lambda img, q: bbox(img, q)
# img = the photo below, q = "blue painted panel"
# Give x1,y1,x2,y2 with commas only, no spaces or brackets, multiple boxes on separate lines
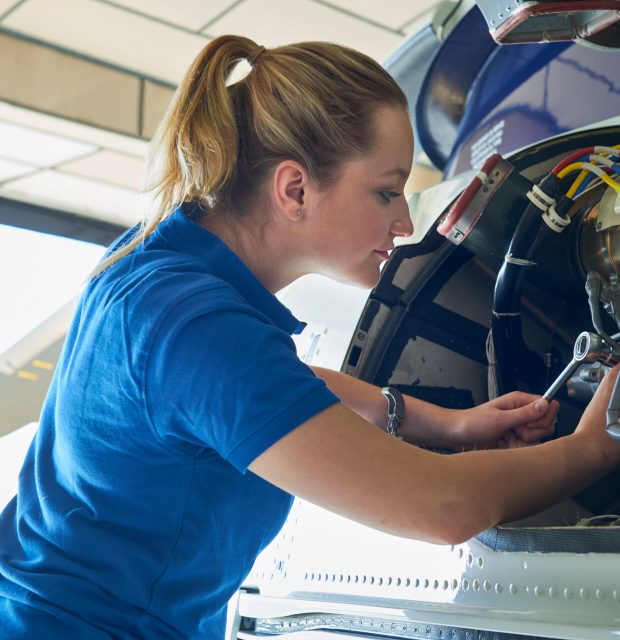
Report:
410,5,620,176
414,7,497,170
445,41,620,175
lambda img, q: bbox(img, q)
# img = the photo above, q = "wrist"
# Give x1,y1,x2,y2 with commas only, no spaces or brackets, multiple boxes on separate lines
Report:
399,397,457,448
438,406,469,449
571,427,620,473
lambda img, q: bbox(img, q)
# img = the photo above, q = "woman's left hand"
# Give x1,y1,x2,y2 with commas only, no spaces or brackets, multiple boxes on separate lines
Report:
450,391,559,450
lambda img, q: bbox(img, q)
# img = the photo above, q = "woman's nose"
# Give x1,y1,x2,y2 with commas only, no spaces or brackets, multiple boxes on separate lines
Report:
391,201,414,237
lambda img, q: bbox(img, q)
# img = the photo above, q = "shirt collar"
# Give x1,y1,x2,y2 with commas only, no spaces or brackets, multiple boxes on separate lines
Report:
154,203,306,335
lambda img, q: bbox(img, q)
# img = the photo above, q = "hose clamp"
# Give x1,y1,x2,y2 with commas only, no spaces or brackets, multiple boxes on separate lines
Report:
542,203,570,233
526,184,556,212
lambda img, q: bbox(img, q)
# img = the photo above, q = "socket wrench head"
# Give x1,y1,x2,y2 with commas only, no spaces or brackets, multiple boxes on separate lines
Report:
574,331,620,366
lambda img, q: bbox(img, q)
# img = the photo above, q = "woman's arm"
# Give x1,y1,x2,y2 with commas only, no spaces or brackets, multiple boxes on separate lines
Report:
312,366,557,449
250,367,620,545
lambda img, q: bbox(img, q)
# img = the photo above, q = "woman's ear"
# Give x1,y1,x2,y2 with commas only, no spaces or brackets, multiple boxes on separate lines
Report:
272,160,308,222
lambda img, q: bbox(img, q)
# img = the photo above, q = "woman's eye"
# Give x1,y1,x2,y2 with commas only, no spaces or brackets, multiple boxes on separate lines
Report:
379,191,401,204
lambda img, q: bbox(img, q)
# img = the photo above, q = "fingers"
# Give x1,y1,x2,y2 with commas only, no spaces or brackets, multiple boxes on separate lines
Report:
595,363,620,397
491,390,547,410
503,430,519,448
512,398,558,441
521,397,554,423
576,364,620,428
459,392,558,448
472,430,541,450
491,367,620,447
514,422,555,442
503,429,538,449
493,394,558,432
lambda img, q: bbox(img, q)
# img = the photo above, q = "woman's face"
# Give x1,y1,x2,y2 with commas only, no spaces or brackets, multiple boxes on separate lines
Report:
306,105,414,289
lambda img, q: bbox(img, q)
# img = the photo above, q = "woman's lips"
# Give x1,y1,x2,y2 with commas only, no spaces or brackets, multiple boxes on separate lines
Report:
374,250,390,261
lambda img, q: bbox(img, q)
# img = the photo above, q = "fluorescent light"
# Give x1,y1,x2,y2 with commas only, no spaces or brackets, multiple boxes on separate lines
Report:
0,157,35,182
0,119,97,166
0,101,149,158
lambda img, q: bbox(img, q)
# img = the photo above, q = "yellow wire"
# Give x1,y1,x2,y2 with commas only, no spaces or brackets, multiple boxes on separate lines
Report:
558,161,590,179
560,161,620,199
558,145,620,198
566,169,589,199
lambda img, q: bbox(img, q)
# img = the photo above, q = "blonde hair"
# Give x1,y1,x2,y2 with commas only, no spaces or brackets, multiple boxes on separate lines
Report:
94,35,408,275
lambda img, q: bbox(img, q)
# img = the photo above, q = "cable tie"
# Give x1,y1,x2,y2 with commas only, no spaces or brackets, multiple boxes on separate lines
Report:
526,190,547,212
526,184,556,212
589,154,616,168
475,170,488,182
504,253,537,267
594,145,620,156
492,310,522,318
582,161,607,178
542,204,570,233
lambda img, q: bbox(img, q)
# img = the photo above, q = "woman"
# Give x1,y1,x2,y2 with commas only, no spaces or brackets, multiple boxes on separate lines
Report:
0,35,618,639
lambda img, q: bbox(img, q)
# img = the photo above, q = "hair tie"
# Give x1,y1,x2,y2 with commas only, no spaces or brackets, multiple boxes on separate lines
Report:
248,45,266,67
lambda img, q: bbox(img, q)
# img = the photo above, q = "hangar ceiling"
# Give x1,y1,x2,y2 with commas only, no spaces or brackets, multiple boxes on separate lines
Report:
0,0,440,228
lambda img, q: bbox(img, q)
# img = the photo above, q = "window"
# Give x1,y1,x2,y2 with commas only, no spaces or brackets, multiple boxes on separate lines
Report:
0,223,105,508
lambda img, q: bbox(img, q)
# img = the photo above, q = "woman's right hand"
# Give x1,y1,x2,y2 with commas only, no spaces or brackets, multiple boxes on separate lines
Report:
574,364,620,466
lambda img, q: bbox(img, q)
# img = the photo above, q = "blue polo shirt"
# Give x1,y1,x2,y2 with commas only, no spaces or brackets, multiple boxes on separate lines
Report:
0,204,339,639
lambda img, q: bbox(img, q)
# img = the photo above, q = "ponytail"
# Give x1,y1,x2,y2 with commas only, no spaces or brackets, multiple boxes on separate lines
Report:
92,35,407,277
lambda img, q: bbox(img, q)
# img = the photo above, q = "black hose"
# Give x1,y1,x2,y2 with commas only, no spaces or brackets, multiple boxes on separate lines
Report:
492,172,567,393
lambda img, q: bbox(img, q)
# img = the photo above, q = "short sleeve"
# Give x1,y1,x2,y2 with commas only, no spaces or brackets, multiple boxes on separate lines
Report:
144,287,340,471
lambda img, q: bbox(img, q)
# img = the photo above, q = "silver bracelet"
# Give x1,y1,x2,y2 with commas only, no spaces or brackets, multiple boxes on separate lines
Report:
381,386,405,440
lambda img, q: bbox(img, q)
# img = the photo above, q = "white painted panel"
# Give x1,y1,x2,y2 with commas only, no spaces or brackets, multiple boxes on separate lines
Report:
0,0,20,19
205,0,403,63
0,101,149,158
2,0,209,84
0,157,35,181
327,0,440,31
111,0,236,31
0,120,96,166
1,170,144,227
0,228,101,357
278,274,369,371
404,11,437,35
59,150,146,190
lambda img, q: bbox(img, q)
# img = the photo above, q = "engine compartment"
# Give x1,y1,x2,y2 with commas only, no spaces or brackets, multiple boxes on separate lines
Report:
343,126,620,543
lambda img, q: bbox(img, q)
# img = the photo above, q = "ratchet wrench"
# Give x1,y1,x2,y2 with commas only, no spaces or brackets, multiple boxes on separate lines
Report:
543,331,620,401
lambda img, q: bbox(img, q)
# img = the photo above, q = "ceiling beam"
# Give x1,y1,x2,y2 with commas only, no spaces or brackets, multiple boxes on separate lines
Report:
0,195,126,245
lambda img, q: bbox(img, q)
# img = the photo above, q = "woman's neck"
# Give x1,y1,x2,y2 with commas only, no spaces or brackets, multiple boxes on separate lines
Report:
197,208,306,293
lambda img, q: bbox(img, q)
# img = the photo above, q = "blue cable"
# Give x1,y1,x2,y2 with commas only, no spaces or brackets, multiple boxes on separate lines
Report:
574,156,620,196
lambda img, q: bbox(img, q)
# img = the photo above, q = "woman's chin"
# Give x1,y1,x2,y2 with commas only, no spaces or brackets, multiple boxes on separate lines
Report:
344,270,381,290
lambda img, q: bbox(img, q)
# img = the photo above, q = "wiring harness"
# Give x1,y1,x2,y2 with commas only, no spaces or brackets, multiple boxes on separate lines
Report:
490,144,620,397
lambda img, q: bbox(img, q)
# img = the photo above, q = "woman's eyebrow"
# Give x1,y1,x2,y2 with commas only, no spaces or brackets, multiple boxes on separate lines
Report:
380,168,410,180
